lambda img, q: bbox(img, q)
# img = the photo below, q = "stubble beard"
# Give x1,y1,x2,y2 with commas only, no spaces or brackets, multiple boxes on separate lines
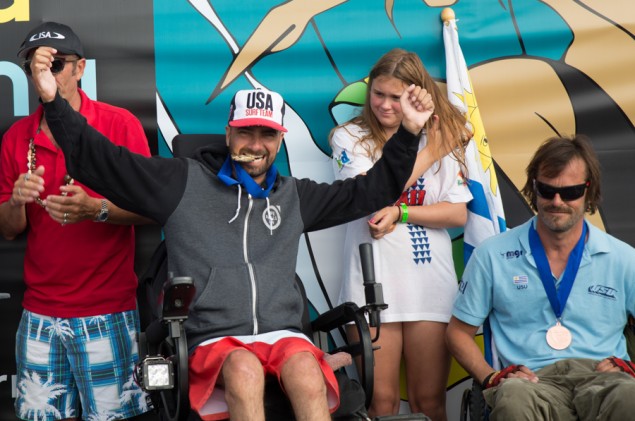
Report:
538,204,585,233
241,155,273,181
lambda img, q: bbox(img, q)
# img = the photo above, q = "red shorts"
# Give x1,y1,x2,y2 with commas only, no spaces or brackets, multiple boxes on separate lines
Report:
189,332,340,420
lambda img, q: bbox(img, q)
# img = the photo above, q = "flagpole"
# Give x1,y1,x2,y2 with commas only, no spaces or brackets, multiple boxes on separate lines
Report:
441,7,455,24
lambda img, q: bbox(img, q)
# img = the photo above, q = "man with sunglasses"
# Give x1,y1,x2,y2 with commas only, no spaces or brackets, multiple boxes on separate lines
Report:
0,22,153,420
447,134,635,420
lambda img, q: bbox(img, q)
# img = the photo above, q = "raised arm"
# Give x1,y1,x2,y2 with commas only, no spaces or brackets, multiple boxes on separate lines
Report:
298,85,435,231
30,46,186,225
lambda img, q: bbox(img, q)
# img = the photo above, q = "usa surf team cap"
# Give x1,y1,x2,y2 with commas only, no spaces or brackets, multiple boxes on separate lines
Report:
228,88,288,133
18,22,85,58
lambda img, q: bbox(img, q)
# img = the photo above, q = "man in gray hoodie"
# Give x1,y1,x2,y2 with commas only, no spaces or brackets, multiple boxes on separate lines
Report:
28,45,436,421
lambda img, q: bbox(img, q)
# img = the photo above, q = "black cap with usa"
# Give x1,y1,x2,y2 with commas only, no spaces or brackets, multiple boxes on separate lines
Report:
17,21,84,59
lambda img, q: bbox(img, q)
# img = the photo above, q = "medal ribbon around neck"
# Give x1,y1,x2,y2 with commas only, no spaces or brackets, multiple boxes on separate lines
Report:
217,155,277,198
528,220,587,320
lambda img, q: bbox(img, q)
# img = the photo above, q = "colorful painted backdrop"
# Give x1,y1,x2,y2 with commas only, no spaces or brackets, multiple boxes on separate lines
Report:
1,1,634,418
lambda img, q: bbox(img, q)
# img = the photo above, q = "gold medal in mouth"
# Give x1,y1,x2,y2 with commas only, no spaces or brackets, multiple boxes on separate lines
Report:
231,153,262,162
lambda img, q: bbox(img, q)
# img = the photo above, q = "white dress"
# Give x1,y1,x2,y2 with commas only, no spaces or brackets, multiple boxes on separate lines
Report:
331,123,473,323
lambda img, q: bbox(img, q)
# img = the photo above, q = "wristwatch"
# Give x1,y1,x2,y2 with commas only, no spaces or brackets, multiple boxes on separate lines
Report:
95,199,109,222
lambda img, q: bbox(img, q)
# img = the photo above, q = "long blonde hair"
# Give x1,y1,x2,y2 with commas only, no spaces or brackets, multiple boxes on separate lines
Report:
331,48,471,174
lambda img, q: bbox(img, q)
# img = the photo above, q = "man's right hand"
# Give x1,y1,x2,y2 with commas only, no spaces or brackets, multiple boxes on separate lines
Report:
29,47,58,103
482,364,539,389
9,166,45,207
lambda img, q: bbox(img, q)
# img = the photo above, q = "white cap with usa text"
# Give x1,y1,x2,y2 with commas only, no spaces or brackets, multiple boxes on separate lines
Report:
228,88,287,132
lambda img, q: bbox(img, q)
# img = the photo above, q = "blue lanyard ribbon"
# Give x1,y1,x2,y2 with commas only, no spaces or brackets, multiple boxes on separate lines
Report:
528,221,587,319
217,156,277,198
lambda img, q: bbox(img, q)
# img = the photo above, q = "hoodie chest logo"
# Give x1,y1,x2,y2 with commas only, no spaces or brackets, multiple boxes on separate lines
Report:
263,206,281,230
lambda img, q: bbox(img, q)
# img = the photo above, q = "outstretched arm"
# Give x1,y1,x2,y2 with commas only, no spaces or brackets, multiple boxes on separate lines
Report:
298,84,436,231
30,47,186,225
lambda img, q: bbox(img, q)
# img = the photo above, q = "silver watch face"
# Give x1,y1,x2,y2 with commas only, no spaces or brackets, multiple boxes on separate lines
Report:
97,200,109,222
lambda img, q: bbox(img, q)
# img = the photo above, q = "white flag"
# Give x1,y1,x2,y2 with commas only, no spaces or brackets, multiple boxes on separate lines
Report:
443,16,507,264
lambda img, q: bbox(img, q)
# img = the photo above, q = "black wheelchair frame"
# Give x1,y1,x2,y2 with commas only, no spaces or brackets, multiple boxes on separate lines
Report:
136,240,388,421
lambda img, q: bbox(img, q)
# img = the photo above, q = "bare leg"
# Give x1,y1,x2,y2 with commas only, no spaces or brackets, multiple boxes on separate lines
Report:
220,349,266,421
403,321,450,421
280,351,330,421
347,323,403,417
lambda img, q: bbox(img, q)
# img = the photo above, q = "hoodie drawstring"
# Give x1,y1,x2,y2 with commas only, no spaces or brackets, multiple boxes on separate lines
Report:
228,184,242,224
227,187,273,236
265,197,273,236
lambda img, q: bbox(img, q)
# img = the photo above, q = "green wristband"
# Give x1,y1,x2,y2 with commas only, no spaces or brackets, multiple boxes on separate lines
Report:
400,203,409,223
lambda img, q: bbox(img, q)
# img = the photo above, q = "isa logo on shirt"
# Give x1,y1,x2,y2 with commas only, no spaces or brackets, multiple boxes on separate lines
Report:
335,150,351,170
513,275,528,290
456,170,467,186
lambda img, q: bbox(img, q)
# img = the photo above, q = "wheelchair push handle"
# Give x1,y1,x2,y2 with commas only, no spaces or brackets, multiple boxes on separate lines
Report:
359,242,375,285
359,243,388,329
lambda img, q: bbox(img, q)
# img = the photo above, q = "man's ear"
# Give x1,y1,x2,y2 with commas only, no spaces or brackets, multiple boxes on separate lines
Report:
225,126,231,147
277,133,285,152
74,58,86,81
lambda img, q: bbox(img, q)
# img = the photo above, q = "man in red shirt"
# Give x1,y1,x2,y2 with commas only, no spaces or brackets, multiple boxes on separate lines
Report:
0,22,153,420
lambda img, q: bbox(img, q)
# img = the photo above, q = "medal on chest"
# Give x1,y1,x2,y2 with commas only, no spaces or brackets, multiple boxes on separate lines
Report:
545,321,572,350
528,222,587,351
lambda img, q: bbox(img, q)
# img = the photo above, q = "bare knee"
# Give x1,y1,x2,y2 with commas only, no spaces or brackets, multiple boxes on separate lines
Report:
409,396,446,421
408,387,447,420
222,350,264,396
280,352,331,420
369,386,401,416
219,350,266,420
225,349,263,380
282,352,327,397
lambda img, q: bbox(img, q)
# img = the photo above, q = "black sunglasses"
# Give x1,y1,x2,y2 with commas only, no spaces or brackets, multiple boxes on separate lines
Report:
534,179,589,201
21,57,79,76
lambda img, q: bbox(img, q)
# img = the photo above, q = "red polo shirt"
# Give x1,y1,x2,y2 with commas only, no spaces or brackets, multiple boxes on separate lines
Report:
0,89,151,317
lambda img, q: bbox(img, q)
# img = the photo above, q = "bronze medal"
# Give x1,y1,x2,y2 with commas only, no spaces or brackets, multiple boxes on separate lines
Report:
546,321,572,350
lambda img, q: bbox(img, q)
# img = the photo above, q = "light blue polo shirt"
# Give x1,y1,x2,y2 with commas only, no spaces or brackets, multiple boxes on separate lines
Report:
453,217,635,371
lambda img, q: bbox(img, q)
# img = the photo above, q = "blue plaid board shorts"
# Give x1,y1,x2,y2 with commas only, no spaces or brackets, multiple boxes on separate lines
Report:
15,309,151,421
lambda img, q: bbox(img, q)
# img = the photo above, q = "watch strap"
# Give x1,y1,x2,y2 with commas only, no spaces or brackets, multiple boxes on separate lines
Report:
95,199,109,222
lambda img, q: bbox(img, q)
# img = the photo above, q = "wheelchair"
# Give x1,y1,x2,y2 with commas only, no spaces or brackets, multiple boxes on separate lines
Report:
136,238,430,421
458,320,495,421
